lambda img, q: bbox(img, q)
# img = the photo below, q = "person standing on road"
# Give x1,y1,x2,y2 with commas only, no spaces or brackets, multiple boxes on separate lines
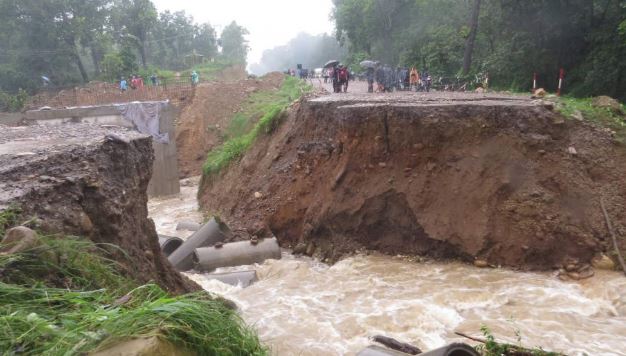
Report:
338,65,349,93
191,71,199,86
410,68,419,91
375,64,385,92
366,67,375,93
120,77,128,92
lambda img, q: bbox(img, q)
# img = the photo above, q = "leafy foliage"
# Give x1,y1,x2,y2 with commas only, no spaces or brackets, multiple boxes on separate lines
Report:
556,96,626,143
332,0,626,101
220,21,250,64
0,0,226,95
0,89,28,112
475,325,563,356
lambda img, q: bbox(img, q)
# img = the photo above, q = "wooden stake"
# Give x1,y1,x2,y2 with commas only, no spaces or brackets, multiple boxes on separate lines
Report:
600,198,626,276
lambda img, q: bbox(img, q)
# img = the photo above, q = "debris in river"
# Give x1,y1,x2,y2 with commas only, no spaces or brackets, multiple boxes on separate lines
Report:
372,335,421,354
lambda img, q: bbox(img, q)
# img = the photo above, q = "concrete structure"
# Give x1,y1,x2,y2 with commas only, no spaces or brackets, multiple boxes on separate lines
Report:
158,235,184,257
419,343,479,356
167,218,231,271
193,237,281,272
0,113,25,126
356,346,410,356
24,102,180,197
176,221,201,232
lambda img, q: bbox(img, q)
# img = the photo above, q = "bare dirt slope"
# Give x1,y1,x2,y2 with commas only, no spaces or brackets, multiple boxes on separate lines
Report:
176,72,284,177
199,91,626,271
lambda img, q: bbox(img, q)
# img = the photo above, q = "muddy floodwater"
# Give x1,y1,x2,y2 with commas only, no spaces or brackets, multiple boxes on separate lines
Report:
149,179,626,356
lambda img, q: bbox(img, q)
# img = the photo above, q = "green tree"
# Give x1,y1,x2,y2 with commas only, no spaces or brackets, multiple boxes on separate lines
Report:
220,21,249,64
112,0,157,68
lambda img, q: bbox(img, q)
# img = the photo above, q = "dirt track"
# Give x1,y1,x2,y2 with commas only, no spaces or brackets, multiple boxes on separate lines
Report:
198,87,626,271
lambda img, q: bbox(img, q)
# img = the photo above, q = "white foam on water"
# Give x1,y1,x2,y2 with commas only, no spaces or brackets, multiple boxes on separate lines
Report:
186,254,626,356
149,181,626,356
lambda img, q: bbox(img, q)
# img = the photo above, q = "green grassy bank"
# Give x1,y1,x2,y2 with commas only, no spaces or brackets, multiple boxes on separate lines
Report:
202,75,312,177
556,96,626,144
0,210,267,356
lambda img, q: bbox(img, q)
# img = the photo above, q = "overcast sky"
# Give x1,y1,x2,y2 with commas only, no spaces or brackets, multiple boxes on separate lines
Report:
151,0,335,66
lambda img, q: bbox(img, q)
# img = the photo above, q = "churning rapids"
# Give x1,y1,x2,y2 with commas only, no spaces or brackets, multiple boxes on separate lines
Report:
149,178,626,356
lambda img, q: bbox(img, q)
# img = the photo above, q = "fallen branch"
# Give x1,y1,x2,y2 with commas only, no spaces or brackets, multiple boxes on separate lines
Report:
600,198,626,276
372,335,422,355
454,331,487,344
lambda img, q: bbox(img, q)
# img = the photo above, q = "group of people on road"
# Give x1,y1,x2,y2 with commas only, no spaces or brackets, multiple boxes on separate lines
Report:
120,74,145,92
119,70,199,92
366,65,431,93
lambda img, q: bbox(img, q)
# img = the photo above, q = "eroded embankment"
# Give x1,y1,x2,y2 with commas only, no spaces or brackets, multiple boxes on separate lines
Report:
0,124,198,293
199,93,626,270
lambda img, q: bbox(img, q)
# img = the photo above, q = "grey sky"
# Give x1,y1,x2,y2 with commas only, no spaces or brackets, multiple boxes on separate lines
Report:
151,0,335,66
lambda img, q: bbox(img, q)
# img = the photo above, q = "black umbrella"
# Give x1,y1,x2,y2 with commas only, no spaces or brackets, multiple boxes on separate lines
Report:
324,60,340,68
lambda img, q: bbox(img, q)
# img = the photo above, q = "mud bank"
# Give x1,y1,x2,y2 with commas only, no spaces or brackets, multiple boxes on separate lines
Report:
0,124,197,293
176,73,285,177
199,92,626,270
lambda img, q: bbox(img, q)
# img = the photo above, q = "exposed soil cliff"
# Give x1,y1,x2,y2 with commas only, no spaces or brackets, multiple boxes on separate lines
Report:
0,124,198,293
175,73,284,177
199,92,626,270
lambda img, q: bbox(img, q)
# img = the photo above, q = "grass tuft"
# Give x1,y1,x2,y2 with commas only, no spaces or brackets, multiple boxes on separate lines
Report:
0,207,21,237
0,230,268,355
202,75,312,177
556,96,626,143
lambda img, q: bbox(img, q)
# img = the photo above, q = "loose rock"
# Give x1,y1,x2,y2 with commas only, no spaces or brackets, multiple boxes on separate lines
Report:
592,254,615,270
474,259,489,268
0,226,39,255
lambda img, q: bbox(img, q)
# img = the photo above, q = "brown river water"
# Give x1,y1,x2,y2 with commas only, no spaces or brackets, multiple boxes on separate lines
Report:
149,178,626,356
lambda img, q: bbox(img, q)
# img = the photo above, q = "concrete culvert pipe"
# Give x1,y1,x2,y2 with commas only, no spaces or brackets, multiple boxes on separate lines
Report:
157,234,183,257
418,343,479,356
167,218,231,271
193,237,281,272
176,221,201,232
356,345,411,356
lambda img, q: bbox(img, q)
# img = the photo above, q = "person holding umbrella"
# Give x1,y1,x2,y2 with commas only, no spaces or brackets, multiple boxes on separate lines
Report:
360,60,377,93
324,60,341,93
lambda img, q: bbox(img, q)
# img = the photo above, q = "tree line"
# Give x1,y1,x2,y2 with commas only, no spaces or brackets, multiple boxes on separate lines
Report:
332,0,626,100
0,0,249,93
249,33,348,75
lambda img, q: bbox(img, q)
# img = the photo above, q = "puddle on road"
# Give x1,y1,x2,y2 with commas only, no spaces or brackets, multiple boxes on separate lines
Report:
149,179,626,356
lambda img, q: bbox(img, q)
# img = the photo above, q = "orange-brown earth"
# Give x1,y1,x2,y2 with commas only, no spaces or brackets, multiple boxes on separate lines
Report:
198,91,626,271
175,72,284,177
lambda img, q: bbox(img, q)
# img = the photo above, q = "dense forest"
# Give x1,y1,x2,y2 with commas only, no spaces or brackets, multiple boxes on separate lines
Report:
0,0,249,93
333,0,626,100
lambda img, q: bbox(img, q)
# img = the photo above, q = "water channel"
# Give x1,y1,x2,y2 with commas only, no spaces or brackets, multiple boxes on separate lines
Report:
148,178,626,356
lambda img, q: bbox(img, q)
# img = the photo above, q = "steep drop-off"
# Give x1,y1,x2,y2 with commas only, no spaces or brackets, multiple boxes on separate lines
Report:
199,93,626,270
0,124,198,293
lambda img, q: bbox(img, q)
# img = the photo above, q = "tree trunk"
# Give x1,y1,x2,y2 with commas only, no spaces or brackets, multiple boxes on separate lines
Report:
462,0,482,75
74,52,89,83
90,46,101,75
139,41,147,68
